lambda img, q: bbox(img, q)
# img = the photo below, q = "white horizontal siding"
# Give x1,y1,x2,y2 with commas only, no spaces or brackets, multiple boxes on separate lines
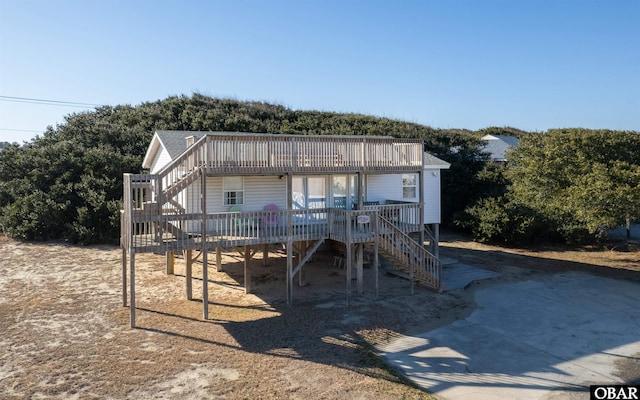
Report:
149,147,172,174
172,171,441,230
367,172,441,224
175,175,287,214
423,169,441,224
366,174,403,203
196,176,286,213
243,176,287,212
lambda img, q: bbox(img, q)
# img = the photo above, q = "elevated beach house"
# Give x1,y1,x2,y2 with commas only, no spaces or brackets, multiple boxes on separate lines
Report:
121,131,450,327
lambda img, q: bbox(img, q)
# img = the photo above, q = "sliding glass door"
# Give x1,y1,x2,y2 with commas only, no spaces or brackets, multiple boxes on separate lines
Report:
292,175,361,212
331,175,359,209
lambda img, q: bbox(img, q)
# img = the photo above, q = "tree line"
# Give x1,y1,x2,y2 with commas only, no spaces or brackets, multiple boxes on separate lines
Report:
0,94,637,245
461,129,640,244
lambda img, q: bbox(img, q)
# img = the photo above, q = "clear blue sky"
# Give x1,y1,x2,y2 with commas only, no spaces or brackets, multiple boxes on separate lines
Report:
1,0,638,143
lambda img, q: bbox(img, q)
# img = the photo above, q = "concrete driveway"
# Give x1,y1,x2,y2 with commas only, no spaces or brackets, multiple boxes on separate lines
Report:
379,271,640,399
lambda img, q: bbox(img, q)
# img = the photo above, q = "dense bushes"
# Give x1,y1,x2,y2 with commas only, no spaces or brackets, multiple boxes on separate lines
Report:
459,129,640,244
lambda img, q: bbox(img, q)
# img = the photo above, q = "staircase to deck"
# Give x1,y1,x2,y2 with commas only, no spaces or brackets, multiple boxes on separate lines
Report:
161,167,201,201
375,216,441,291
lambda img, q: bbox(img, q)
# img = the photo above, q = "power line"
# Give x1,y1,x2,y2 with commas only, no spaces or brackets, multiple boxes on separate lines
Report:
0,128,42,133
0,95,102,108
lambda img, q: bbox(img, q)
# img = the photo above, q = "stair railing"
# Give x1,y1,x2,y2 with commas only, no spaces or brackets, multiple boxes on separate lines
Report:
376,216,441,291
156,134,209,198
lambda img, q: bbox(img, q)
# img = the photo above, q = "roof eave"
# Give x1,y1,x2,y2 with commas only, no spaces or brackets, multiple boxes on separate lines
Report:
142,133,163,169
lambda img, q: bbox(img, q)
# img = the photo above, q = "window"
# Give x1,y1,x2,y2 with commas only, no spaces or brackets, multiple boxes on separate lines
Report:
402,174,417,199
292,176,326,209
223,176,244,205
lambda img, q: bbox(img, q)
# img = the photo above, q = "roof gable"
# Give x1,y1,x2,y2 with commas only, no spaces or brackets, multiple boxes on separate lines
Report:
142,131,207,169
480,134,520,161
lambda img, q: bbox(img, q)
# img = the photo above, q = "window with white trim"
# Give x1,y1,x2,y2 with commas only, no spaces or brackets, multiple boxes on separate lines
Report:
223,176,244,205
402,174,417,199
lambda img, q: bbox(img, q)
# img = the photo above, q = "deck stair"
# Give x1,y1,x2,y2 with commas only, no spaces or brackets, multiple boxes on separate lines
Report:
161,167,202,200
375,216,441,291
137,162,204,245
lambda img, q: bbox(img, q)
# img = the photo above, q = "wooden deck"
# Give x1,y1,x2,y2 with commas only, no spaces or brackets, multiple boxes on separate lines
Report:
122,205,423,253
156,133,425,197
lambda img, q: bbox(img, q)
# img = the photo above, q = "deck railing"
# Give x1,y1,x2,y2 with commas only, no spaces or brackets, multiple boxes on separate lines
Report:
122,202,422,253
122,172,423,253
364,203,422,233
158,133,424,177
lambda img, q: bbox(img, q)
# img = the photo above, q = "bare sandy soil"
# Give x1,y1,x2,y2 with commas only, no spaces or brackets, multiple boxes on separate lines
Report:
1,233,638,399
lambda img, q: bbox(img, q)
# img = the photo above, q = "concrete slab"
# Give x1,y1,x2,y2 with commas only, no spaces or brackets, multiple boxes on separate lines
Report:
379,271,640,399
442,263,500,291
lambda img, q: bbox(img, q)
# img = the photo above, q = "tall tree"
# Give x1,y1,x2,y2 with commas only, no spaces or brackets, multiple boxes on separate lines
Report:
506,129,640,243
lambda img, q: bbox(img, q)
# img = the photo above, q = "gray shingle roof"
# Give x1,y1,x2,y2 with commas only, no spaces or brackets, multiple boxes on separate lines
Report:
481,134,520,162
155,131,207,159
424,153,451,169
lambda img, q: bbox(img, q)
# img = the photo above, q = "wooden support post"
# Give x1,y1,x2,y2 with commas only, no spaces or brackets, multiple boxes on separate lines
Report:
356,243,364,294
201,171,208,320
357,172,363,210
166,251,175,275
185,249,193,300
286,173,293,306
298,241,307,287
434,223,440,260
216,247,222,272
129,249,136,328
202,246,208,319
286,240,293,306
262,244,268,267
345,211,353,305
374,233,379,299
346,243,352,306
419,168,425,247
410,249,415,296
122,248,127,307
244,245,252,294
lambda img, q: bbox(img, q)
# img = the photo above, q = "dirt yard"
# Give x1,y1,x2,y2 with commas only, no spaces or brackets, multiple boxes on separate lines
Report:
1,233,638,399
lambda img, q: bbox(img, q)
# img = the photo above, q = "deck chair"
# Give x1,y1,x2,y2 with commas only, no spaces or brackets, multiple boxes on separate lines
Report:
229,205,254,235
262,204,280,233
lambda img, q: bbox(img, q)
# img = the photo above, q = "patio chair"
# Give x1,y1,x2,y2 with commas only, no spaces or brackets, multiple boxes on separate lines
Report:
263,204,280,233
229,205,254,235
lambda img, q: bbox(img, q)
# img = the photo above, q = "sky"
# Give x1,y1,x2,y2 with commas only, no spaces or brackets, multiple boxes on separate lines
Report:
0,0,638,143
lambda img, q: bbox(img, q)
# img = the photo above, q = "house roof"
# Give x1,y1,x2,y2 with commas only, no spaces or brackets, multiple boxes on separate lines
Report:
480,134,520,162
158,130,207,158
142,131,207,169
424,153,450,169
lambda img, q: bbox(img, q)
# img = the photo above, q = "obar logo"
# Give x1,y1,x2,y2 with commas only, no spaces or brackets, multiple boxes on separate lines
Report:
591,385,639,400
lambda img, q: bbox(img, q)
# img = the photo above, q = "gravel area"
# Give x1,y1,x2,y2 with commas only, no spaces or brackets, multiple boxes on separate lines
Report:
1,234,637,399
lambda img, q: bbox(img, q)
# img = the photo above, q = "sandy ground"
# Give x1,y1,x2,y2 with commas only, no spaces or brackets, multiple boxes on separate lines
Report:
1,233,638,399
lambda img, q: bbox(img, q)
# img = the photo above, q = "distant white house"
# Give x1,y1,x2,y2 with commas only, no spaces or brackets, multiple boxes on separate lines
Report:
481,134,520,162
